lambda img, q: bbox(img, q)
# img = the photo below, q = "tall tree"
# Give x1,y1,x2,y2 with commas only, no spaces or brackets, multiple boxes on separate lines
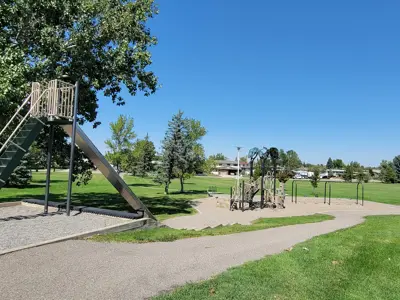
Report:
393,155,400,180
380,160,397,183
203,157,217,174
105,115,136,174
326,157,334,169
155,111,206,193
332,159,345,169
174,118,206,192
154,111,186,194
133,134,156,177
240,156,248,163
286,150,302,171
343,165,354,182
279,149,288,168
209,153,227,161
1,0,158,184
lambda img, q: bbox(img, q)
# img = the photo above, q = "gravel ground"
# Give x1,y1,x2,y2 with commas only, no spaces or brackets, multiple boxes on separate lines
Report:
0,204,131,251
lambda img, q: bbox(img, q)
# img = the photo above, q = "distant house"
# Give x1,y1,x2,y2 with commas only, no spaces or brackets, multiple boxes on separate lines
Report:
240,162,251,175
212,160,241,176
329,169,345,177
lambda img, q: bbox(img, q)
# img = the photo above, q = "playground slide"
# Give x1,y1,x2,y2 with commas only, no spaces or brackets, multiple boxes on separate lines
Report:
60,124,156,220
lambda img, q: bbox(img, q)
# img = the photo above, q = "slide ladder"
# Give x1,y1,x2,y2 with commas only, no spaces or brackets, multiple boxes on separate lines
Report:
0,80,155,220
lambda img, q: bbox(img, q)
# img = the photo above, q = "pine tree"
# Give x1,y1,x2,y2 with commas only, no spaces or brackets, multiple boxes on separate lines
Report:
326,157,334,169
154,111,186,194
155,111,206,193
393,155,400,180
6,153,32,187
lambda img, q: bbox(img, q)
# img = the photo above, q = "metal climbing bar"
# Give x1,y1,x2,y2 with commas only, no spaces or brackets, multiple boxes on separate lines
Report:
356,182,364,206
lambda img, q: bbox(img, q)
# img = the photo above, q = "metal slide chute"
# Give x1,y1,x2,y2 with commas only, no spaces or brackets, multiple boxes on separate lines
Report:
61,124,156,220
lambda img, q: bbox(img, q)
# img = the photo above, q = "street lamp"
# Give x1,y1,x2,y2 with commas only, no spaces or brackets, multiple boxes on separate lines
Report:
236,146,242,191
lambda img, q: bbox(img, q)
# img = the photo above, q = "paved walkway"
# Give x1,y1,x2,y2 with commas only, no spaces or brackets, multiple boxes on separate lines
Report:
163,196,398,229
1,204,400,299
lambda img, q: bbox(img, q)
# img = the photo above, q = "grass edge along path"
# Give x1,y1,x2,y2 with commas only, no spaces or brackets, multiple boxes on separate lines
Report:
90,214,334,243
153,215,400,300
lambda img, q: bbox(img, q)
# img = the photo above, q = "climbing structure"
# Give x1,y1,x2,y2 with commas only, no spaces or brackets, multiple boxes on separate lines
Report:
229,147,286,211
0,80,155,220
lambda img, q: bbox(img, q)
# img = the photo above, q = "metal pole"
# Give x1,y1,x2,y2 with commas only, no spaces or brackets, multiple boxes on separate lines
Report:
295,183,298,204
260,158,265,208
236,146,241,195
356,182,359,205
291,180,295,203
324,181,328,204
362,184,364,206
329,183,331,205
273,166,276,198
66,81,79,216
44,124,54,214
241,180,245,212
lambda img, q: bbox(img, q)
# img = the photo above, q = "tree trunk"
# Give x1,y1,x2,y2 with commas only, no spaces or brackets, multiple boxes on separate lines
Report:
180,175,184,193
164,184,169,195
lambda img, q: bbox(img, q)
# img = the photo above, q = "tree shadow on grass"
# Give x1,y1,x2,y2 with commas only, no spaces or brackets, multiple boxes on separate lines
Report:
33,179,68,184
169,190,207,195
1,191,198,217
128,183,159,188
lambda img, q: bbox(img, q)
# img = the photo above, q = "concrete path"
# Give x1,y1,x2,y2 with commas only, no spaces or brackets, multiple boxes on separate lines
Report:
163,196,399,229
1,206,400,300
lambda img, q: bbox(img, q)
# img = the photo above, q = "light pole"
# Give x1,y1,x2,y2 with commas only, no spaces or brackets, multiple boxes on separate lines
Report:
236,146,242,191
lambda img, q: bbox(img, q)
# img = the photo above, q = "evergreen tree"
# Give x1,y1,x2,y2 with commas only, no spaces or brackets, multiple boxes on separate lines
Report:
332,159,345,169
326,157,334,169
393,155,400,180
154,111,186,194
6,153,32,187
155,111,206,193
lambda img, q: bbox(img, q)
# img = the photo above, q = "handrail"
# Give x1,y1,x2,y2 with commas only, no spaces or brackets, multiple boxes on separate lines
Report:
0,89,48,153
0,93,32,137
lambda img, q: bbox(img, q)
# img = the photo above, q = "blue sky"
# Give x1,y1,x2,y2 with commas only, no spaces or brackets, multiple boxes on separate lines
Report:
82,0,400,167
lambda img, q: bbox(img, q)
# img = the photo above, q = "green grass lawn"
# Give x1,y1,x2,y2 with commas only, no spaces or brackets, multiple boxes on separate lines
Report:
0,173,399,221
154,215,400,300
90,214,333,243
286,179,400,205
0,172,235,220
